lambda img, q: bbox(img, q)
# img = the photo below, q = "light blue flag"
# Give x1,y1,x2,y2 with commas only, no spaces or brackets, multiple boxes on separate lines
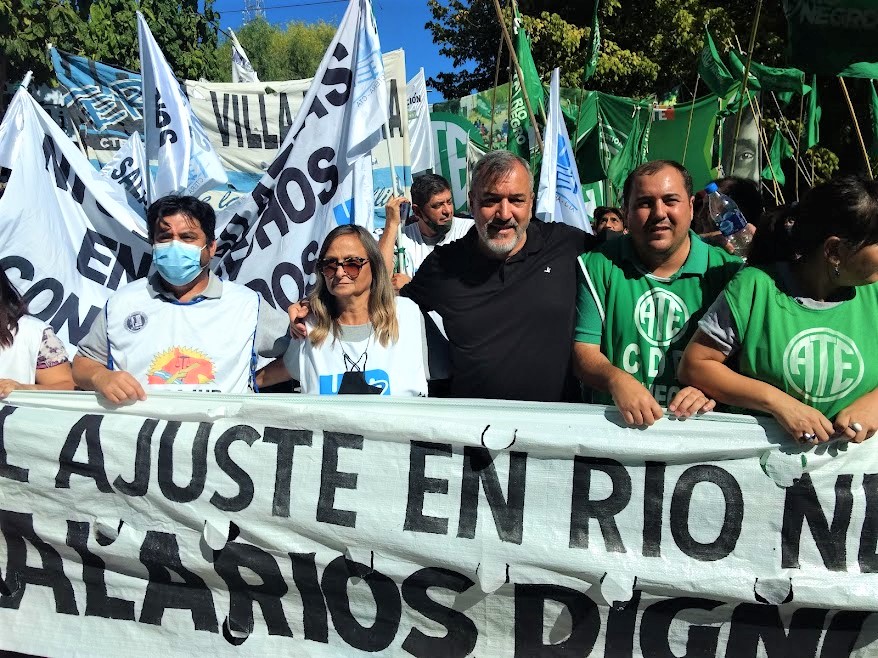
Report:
536,68,593,233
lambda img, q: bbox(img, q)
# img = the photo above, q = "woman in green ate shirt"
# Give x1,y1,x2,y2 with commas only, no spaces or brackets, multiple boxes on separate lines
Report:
679,175,878,445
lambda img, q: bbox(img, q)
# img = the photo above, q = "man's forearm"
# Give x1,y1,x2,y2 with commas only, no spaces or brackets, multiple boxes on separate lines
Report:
378,218,399,275
72,354,108,391
573,341,627,392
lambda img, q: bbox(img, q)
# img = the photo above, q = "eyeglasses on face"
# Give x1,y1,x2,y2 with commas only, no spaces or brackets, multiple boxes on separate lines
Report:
318,257,370,279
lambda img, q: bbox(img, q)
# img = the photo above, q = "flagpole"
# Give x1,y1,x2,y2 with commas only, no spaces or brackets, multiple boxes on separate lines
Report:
681,75,700,165
746,93,784,205
768,90,813,191
729,0,763,169
838,77,874,180
489,36,504,151
490,0,543,152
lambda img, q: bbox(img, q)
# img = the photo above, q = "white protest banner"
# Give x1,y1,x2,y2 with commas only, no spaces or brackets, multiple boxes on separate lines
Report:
211,0,389,311
536,68,593,233
184,50,409,181
230,28,259,84
407,67,434,175
1,391,877,656
0,89,150,355
100,132,151,217
138,11,228,200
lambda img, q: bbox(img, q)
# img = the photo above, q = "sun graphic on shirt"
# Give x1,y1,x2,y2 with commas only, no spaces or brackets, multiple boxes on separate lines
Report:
146,347,216,385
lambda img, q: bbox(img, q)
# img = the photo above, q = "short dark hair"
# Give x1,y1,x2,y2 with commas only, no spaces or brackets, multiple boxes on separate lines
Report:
621,160,693,208
146,195,216,244
593,206,625,227
471,150,534,197
411,173,452,207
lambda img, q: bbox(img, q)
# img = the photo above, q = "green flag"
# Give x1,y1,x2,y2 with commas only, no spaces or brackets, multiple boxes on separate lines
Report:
838,61,878,79
606,105,651,200
783,0,878,76
805,75,821,149
727,50,761,91
582,1,600,84
508,1,543,163
870,80,878,158
762,129,793,186
729,49,809,95
698,27,736,97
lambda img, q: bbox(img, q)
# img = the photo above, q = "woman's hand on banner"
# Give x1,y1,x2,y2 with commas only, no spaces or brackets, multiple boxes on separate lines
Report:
668,386,716,419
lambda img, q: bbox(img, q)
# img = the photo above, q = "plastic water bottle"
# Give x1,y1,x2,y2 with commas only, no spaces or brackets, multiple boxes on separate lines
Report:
704,182,752,257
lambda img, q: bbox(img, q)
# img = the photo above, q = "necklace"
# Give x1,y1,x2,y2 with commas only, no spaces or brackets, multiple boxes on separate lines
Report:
341,323,372,372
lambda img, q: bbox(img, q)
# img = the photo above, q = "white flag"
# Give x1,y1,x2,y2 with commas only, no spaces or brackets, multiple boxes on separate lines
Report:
407,68,434,175
347,0,388,160
212,0,389,310
0,88,150,354
230,28,260,83
138,11,228,200
536,68,592,233
100,132,152,217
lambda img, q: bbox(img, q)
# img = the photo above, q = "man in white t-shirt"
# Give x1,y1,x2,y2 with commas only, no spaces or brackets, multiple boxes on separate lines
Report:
378,173,473,292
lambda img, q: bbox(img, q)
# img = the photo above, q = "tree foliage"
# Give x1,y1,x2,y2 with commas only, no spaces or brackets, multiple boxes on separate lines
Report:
214,17,337,83
0,0,222,103
426,0,871,178
426,0,789,100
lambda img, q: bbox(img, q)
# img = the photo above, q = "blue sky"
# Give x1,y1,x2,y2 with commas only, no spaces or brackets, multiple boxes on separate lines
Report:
215,0,457,102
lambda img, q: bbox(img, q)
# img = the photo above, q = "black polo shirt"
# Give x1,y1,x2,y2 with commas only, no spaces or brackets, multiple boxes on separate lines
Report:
403,219,595,401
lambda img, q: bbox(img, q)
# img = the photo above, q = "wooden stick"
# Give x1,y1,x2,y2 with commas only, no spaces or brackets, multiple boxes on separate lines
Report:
490,0,543,152
730,0,763,169
838,76,874,180
488,36,504,151
767,90,813,189
681,74,700,165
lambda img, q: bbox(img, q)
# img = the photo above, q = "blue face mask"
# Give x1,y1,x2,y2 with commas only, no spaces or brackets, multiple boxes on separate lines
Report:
152,240,206,286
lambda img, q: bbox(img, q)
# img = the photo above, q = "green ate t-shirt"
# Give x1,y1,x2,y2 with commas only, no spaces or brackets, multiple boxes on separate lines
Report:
575,232,742,406
726,265,878,419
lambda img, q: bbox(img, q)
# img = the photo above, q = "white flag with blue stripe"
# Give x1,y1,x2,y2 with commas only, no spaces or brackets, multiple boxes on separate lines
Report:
138,11,228,200
536,68,592,233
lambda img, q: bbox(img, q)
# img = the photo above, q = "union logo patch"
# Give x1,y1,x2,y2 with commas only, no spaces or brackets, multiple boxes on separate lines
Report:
634,289,691,347
782,328,864,404
147,347,216,386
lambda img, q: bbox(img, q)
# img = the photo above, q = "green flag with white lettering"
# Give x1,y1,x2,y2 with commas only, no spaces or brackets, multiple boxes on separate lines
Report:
508,2,543,165
698,27,736,97
582,1,600,84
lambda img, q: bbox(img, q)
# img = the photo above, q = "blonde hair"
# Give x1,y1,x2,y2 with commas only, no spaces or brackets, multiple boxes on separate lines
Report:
308,225,399,348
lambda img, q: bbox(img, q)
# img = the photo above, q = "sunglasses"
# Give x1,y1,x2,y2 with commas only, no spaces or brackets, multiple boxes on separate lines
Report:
318,257,370,279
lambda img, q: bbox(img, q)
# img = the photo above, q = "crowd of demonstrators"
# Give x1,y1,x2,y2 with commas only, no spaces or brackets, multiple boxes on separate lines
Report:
0,268,74,397
5,150,878,448
680,175,878,444
259,225,428,396
574,160,742,426
378,173,473,292
72,195,291,402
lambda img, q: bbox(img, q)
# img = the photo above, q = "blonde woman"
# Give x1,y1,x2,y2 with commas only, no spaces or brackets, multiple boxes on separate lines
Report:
262,225,428,396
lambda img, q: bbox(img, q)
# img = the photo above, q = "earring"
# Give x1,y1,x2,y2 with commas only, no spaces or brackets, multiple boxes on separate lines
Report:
833,263,840,277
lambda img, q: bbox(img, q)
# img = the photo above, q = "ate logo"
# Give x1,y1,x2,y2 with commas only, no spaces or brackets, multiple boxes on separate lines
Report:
782,328,864,404
634,289,691,347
